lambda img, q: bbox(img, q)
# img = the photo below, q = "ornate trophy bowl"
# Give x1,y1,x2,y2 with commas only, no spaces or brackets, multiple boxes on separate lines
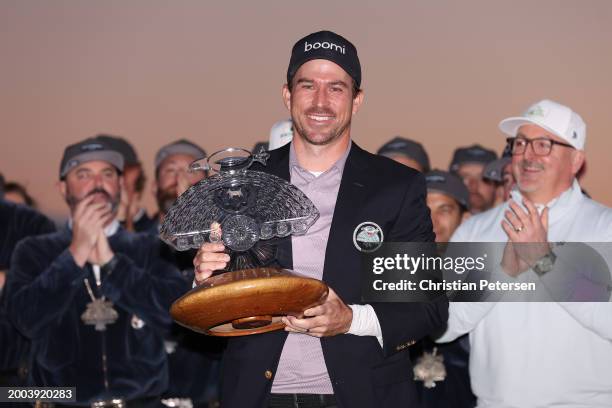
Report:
160,147,327,336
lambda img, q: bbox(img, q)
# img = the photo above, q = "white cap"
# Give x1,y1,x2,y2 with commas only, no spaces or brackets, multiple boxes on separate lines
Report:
269,119,293,150
498,99,586,150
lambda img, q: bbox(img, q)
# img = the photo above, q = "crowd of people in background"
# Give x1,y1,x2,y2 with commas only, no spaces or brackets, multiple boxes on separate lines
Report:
1,26,610,407
0,117,493,407
1,95,609,408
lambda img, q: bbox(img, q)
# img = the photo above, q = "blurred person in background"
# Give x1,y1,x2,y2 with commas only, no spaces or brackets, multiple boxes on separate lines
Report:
268,118,293,150
410,170,475,408
150,139,222,408
3,181,37,208
5,136,185,407
425,170,470,243
96,134,155,232
152,139,208,228
449,144,497,214
377,136,430,172
437,99,612,408
482,144,513,206
0,173,55,394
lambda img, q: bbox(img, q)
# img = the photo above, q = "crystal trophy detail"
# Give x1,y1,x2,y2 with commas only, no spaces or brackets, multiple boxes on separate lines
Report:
161,147,328,336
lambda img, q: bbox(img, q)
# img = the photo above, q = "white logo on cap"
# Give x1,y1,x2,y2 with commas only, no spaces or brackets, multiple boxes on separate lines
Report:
426,175,446,183
353,221,384,253
305,41,346,54
80,143,104,152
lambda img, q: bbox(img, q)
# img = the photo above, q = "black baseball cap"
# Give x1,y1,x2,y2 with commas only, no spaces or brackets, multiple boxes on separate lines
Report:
377,137,430,172
96,134,139,166
425,170,470,210
287,30,361,88
155,139,207,169
449,144,497,172
59,136,124,179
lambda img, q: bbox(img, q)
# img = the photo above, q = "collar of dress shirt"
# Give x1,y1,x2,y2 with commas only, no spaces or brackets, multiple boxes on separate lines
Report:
510,178,583,224
289,139,352,178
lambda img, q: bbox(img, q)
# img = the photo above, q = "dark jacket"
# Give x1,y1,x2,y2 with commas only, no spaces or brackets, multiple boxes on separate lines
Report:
5,227,186,405
0,200,56,271
220,142,449,408
0,201,55,381
154,230,224,404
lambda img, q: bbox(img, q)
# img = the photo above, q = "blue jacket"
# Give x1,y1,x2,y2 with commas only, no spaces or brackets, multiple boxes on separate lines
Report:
6,227,185,404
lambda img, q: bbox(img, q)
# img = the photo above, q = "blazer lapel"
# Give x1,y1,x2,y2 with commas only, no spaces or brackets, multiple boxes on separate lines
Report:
265,144,290,182
322,143,370,287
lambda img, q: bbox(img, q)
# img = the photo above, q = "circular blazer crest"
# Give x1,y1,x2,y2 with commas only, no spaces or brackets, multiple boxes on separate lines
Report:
353,221,384,253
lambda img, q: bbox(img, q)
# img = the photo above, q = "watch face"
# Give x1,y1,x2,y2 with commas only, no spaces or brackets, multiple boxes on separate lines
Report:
534,252,556,276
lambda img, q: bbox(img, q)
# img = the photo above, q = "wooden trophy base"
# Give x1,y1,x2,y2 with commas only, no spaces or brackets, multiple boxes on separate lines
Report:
170,267,329,337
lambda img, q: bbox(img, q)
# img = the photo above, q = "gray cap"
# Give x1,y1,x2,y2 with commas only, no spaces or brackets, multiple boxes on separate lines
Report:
449,144,497,172
377,136,430,172
425,170,470,210
96,134,139,166
483,144,512,182
59,136,124,179
154,139,207,169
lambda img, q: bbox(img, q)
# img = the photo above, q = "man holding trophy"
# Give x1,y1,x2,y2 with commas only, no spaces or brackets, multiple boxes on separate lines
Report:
194,30,448,408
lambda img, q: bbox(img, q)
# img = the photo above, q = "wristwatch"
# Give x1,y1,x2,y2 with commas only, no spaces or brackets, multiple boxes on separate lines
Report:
533,251,556,276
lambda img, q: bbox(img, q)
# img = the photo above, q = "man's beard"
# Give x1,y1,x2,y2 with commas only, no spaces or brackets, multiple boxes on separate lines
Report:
292,106,351,146
66,187,120,213
156,187,178,215
469,191,495,213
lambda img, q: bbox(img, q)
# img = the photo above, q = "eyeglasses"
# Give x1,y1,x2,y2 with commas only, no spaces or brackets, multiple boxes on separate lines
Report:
506,137,574,156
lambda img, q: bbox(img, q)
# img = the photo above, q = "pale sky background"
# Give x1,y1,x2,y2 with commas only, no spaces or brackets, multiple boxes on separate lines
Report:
2,0,611,221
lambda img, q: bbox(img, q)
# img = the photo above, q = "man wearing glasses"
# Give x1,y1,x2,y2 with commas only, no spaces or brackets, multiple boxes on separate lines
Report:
436,99,612,407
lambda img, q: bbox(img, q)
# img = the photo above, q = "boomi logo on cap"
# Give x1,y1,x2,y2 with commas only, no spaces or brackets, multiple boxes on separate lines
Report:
304,41,346,54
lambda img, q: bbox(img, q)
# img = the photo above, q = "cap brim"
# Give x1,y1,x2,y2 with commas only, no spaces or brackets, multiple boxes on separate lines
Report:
155,145,206,169
426,186,469,210
61,151,124,178
498,116,563,140
288,56,356,86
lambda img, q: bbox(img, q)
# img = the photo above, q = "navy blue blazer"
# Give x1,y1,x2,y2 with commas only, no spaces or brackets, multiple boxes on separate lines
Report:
220,142,449,408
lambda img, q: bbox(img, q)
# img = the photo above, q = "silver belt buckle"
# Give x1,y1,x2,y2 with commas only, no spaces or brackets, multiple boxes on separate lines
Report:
91,398,126,408
161,397,194,408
